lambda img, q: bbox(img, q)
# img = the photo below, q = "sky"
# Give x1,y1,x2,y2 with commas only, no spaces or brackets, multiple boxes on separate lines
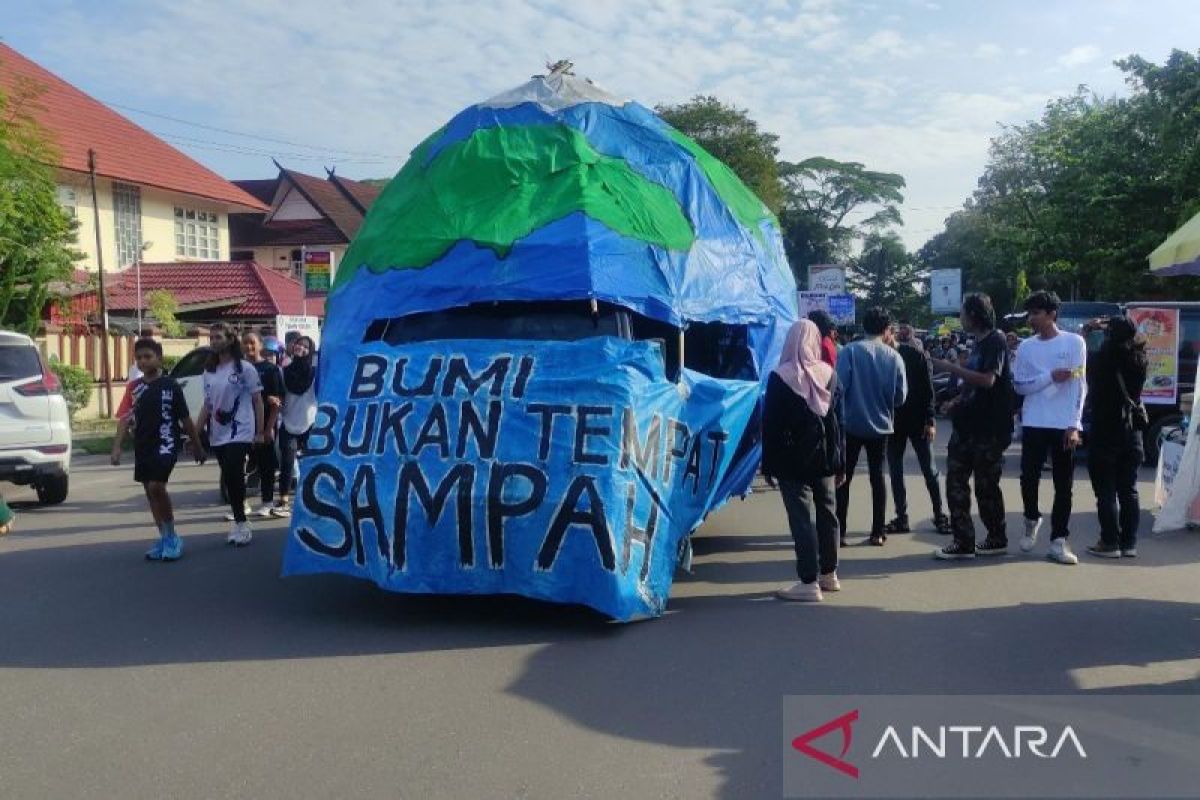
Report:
4,0,1198,249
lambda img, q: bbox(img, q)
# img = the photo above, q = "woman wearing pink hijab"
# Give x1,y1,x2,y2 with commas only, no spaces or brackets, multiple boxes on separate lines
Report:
762,319,846,602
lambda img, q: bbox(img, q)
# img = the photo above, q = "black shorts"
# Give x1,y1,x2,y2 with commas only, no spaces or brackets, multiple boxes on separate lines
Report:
134,452,177,485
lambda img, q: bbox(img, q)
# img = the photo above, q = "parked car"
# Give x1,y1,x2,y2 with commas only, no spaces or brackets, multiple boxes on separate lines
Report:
168,345,212,428
0,330,71,504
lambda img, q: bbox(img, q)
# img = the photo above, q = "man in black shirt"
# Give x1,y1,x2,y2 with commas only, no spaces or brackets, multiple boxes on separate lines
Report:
885,323,948,534
930,293,1014,560
112,338,205,561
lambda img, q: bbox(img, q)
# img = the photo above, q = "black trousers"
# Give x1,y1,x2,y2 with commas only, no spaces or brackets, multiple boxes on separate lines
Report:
887,427,944,521
779,476,839,583
1088,443,1141,550
214,443,251,523
837,434,888,537
277,428,308,499
1019,426,1075,539
252,440,278,504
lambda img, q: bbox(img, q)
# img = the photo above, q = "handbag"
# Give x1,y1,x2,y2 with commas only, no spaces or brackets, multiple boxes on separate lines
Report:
1114,368,1150,432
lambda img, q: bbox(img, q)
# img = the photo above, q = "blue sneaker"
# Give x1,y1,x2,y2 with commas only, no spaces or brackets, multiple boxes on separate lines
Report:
144,538,165,561
160,534,183,561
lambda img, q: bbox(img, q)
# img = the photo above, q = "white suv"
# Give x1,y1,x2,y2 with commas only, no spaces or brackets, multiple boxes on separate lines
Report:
0,331,71,504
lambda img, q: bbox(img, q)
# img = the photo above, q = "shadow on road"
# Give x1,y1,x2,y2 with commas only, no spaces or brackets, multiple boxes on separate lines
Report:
1,523,1197,797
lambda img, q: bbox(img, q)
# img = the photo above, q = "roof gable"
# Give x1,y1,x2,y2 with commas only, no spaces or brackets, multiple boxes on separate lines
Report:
0,44,268,211
271,186,322,221
228,168,383,249
280,168,370,239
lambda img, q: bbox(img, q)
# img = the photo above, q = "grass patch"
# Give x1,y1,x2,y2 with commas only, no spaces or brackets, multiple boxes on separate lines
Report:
75,435,132,456
73,418,119,437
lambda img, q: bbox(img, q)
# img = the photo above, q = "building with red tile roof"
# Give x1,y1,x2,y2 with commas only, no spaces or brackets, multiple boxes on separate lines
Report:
57,262,324,329
0,43,268,275
230,166,382,278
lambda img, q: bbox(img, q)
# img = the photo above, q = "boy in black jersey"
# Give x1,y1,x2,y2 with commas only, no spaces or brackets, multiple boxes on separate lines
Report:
112,339,205,561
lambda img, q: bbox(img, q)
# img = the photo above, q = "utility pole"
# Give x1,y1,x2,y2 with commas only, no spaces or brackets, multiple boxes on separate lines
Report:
88,149,113,418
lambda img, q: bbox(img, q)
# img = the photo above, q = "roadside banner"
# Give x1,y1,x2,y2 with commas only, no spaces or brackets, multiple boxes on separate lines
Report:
930,269,962,313
827,294,855,325
1155,439,1185,507
808,264,846,293
798,291,829,319
303,250,335,296
1154,357,1200,531
1127,307,1180,405
275,314,321,347
798,291,855,325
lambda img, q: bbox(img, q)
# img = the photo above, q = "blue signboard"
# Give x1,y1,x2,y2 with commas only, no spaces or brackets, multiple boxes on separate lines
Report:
827,294,856,325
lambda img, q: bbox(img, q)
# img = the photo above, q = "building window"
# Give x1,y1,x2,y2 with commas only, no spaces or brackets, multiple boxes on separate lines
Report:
112,183,142,267
174,207,221,260
56,186,77,218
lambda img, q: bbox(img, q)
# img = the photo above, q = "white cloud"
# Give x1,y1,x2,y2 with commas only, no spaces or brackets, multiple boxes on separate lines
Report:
12,0,1190,252
1057,44,1102,68
849,29,922,61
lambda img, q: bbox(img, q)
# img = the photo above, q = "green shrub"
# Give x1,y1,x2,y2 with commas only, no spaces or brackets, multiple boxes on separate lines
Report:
49,361,93,418
161,354,181,373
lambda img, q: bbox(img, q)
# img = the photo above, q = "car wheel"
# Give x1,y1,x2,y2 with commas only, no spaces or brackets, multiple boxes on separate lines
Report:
36,473,69,505
1144,414,1183,467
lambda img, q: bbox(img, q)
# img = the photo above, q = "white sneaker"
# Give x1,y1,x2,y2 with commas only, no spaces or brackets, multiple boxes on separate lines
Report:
818,571,841,592
231,521,253,547
251,503,274,518
1020,517,1042,553
1047,538,1078,565
268,502,292,518
776,581,823,602
226,522,241,544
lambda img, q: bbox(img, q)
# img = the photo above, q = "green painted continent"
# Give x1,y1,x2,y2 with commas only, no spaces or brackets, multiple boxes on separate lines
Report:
664,128,774,239
335,124,696,288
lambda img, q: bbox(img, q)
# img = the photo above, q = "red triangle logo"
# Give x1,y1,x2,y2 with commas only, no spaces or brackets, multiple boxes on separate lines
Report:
791,709,860,779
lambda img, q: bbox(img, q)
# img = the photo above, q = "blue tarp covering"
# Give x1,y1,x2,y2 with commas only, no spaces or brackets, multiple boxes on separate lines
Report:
282,337,758,620
285,74,798,618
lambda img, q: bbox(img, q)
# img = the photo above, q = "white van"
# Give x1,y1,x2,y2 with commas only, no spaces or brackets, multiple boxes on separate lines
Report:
0,331,71,504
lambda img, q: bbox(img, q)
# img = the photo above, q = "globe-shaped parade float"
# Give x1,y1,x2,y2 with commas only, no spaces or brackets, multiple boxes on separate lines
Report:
283,63,798,621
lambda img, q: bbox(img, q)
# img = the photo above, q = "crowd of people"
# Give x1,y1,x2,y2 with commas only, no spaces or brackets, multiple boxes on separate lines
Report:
765,290,1150,603
110,324,318,561
0,290,1152,597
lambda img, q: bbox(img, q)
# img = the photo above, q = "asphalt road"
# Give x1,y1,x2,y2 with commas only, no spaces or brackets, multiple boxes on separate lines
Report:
1,442,1197,799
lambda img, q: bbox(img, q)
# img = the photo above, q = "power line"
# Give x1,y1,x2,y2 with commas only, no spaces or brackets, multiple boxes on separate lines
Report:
106,100,405,159
153,131,393,166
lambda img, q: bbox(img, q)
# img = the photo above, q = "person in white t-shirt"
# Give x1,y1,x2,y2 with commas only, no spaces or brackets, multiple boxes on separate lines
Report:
1012,291,1087,565
195,323,264,547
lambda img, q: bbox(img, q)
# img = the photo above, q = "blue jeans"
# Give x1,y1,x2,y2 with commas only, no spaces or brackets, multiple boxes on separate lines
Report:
887,429,944,521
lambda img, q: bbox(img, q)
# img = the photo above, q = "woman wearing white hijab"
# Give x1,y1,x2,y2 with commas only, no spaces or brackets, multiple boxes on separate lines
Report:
762,319,846,602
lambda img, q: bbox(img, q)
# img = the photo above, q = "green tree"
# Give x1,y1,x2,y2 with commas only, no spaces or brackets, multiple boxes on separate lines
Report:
146,289,185,337
655,95,785,214
848,231,926,323
0,70,81,334
917,204,1024,314
778,157,906,283
921,49,1200,307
